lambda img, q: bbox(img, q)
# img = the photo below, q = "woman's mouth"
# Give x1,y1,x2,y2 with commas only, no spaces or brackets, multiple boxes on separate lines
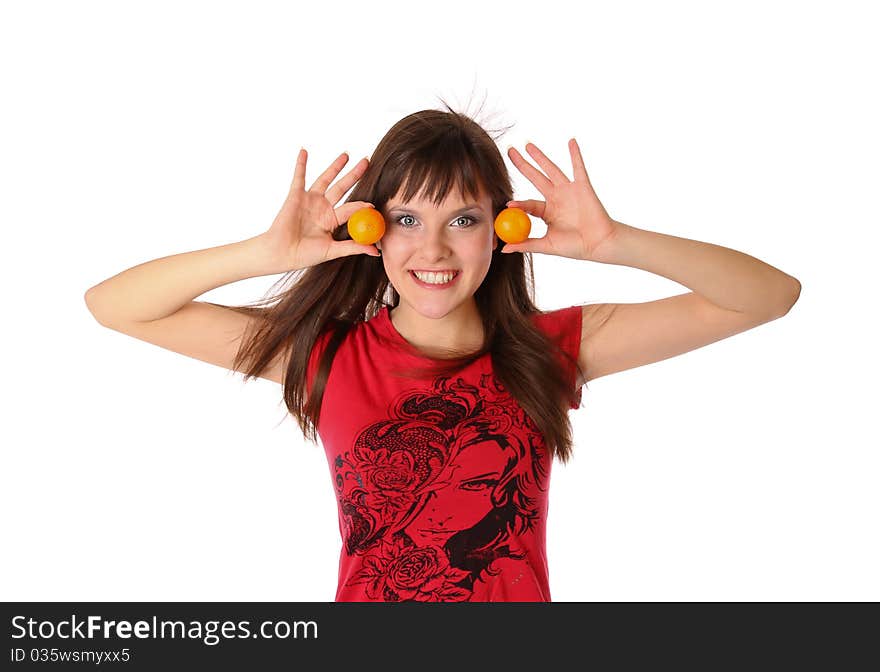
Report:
417,527,451,535
408,270,461,289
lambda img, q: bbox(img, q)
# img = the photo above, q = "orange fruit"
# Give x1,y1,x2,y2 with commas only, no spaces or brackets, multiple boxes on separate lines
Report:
494,207,531,244
347,207,386,245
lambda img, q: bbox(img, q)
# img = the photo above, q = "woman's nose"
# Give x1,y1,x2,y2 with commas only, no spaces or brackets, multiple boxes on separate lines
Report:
427,511,454,526
419,227,453,256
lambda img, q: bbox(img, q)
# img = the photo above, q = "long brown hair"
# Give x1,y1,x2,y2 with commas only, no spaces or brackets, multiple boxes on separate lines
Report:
217,100,589,463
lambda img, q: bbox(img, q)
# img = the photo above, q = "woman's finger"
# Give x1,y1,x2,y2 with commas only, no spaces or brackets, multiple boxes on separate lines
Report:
507,198,547,219
309,151,350,194
525,142,570,183
325,157,370,205
501,235,546,255
329,239,381,260
507,146,553,195
568,138,593,189
289,148,307,195
334,200,376,226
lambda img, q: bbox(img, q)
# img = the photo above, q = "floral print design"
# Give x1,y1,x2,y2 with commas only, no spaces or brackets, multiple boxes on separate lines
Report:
333,374,549,602
349,535,471,602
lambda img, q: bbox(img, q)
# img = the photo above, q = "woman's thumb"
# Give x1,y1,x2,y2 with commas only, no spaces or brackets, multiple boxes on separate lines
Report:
331,240,381,260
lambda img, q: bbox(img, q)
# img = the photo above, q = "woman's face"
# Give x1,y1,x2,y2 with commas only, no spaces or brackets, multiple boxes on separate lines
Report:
378,186,498,319
404,439,508,547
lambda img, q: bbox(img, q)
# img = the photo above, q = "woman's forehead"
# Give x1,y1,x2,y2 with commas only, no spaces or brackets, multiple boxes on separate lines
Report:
387,185,490,210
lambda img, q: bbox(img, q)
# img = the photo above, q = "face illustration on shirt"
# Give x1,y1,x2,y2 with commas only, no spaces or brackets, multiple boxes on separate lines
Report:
333,374,554,602
404,438,508,547
377,186,498,321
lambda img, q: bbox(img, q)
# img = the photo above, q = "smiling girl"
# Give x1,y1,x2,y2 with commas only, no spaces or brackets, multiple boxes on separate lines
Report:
84,101,800,602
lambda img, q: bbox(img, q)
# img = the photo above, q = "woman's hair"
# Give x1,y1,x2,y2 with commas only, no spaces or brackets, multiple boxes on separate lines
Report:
215,99,591,463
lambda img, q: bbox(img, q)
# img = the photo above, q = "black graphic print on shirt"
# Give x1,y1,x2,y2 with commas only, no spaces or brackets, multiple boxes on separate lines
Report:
332,373,549,602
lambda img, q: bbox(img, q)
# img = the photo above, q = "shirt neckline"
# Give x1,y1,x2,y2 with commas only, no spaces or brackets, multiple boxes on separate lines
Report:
376,304,434,360
376,304,491,363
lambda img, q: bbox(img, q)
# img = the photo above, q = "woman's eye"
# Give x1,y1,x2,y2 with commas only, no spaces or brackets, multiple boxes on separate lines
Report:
460,478,498,491
393,215,477,228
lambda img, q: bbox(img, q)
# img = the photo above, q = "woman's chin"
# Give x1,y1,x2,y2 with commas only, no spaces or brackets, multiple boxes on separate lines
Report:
402,298,467,320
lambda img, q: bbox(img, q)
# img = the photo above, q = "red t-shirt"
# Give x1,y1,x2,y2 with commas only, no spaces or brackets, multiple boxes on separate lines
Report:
307,304,583,602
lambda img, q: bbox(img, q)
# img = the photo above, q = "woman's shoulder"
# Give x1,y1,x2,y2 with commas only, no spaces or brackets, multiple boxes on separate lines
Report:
529,304,583,335
310,311,385,359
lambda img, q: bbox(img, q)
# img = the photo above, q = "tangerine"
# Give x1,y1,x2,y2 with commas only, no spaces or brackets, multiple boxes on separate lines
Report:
494,207,531,244
347,207,385,245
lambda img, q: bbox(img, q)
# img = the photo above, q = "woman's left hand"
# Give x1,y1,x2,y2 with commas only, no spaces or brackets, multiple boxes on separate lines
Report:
504,138,620,262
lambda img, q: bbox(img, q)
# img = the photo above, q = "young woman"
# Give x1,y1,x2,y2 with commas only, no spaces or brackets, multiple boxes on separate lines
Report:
84,105,801,602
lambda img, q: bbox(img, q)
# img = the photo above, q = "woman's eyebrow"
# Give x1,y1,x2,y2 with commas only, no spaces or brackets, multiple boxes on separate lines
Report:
461,471,502,480
386,204,483,215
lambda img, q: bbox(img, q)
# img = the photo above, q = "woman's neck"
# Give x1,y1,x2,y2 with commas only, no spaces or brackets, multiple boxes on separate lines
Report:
390,300,484,358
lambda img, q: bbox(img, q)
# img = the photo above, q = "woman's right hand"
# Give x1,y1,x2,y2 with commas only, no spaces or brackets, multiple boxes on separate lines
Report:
261,148,381,273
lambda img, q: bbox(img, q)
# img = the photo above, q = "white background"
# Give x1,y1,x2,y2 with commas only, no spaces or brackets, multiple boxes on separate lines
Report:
2,0,877,601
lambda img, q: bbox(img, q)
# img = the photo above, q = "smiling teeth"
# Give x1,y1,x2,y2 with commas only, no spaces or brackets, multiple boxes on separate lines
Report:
413,271,456,284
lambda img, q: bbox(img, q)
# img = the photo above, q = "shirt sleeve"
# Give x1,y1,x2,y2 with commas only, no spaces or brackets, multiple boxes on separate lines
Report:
532,305,584,409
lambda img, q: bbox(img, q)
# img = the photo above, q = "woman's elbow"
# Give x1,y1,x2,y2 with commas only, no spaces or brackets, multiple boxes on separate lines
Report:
778,276,802,316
